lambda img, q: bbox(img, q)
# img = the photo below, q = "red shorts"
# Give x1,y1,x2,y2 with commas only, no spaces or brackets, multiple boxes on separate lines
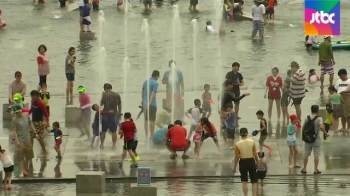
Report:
55,139,62,148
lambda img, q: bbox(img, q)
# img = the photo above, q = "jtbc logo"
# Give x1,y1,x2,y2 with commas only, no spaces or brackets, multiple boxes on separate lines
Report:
310,11,335,24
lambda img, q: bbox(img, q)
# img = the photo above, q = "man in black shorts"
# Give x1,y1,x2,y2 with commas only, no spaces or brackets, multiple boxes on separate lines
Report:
225,62,244,119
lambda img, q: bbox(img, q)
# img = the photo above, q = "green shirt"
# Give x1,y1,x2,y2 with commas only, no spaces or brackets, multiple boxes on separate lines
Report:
319,41,333,61
329,93,342,105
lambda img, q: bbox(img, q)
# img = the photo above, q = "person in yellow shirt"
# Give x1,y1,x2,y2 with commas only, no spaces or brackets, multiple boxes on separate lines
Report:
40,83,50,116
324,103,333,142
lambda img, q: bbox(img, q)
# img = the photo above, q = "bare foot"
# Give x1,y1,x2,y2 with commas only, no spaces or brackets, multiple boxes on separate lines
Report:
294,165,301,168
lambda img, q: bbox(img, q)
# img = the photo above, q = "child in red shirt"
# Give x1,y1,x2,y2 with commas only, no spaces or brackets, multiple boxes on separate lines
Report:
118,113,138,168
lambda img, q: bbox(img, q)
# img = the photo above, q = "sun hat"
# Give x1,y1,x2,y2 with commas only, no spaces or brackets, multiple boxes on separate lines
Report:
12,103,23,113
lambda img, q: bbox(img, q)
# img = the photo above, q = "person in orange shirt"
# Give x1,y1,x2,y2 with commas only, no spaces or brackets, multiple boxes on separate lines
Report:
266,0,278,22
200,117,221,154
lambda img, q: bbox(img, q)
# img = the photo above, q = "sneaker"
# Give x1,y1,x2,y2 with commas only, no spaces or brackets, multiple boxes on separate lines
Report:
323,139,330,143
128,156,140,162
118,162,123,167
130,164,138,168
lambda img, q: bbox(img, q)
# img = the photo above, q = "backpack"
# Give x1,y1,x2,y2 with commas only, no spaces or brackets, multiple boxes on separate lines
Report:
302,115,319,143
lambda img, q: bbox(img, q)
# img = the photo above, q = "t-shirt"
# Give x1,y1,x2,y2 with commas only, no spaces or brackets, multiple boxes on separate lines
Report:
187,107,204,125
267,0,276,7
206,25,215,33
52,129,63,142
11,113,31,143
79,0,84,6
225,71,243,94
100,91,121,114
153,127,168,144
65,54,75,74
319,41,333,61
166,126,188,149
325,111,333,124
224,111,235,130
82,5,90,17
29,98,49,123
334,79,350,93
120,121,136,141
303,115,323,144
306,36,316,44
266,76,283,99
290,69,306,99
257,161,267,171
252,4,265,21
142,78,158,107
220,90,246,109
92,112,99,130
162,70,183,93
329,93,342,105
79,92,91,111
287,123,296,142
40,92,50,106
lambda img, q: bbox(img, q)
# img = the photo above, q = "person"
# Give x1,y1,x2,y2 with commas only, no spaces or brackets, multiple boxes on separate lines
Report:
142,70,160,139
39,83,50,116
206,21,215,33
185,99,204,140
128,124,140,162
92,0,99,10
324,103,333,139
223,103,236,149
100,83,122,149
200,117,221,154
65,47,76,105
49,122,63,160
225,62,246,118
193,123,203,159
328,85,343,133
165,120,190,159
7,93,25,113
289,61,306,121
117,0,123,7
118,113,138,168
142,0,152,11
287,114,300,169
11,104,35,178
285,69,292,83
223,0,232,22
281,82,290,123
266,0,277,22
81,0,92,32
28,90,49,156
305,35,316,51
77,86,92,140
264,67,283,121
37,45,50,91
232,1,244,15
319,36,335,91
251,0,266,40
154,108,172,128
0,145,14,190
334,69,350,133
162,61,184,120
202,84,212,118
0,8,7,29
189,0,198,11
308,69,320,84
91,104,100,148
233,128,258,196
301,105,329,174
59,0,66,7
8,71,26,104
256,151,267,187
79,0,85,32
153,124,173,145
255,110,272,154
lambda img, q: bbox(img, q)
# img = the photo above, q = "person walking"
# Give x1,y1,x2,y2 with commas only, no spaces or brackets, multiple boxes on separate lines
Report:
36,45,50,91
334,69,350,133
264,67,283,120
289,61,306,121
319,36,335,92
65,47,76,105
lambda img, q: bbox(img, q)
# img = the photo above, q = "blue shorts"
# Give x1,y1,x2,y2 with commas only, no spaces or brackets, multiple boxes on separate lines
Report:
101,115,119,133
287,140,297,147
92,125,99,136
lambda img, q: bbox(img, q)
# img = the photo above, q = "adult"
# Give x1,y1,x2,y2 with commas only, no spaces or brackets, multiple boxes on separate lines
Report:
289,61,306,121
162,60,184,120
225,63,246,118
301,105,329,174
142,70,160,139
233,128,258,196
11,104,35,177
165,120,190,159
100,83,122,149
28,90,49,155
37,44,50,91
65,47,76,105
251,0,266,40
79,0,85,32
77,86,91,140
264,67,283,120
8,71,26,104
334,69,350,133
319,36,335,91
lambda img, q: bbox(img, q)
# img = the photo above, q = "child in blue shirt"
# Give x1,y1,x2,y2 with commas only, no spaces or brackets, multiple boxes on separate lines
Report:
49,122,63,160
223,103,235,149
81,0,91,32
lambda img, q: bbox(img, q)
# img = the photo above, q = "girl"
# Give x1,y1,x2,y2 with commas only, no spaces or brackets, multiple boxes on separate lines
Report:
202,84,212,118
223,0,231,22
0,145,14,190
264,67,283,121
256,151,267,187
328,86,343,133
287,114,300,169
37,45,50,91
0,8,7,29
281,82,290,123
305,35,316,51
193,123,203,159
39,83,50,116
308,69,320,84
200,117,221,154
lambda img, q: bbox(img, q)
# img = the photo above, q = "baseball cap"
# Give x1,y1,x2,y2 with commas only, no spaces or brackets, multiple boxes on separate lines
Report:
13,93,22,101
290,61,299,67
289,114,297,121
239,128,248,136
174,120,182,126
324,35,333,39
77,86,85,93
14,71,22,77
12,103,23,113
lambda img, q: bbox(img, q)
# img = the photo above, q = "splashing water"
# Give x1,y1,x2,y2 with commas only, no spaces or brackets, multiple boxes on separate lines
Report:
122,57,130,107
99,47,107,87
122,0,130,108
169,62,177,123
172,5,181,61
98,10,105,48
214,0,223,106
191,19,198,99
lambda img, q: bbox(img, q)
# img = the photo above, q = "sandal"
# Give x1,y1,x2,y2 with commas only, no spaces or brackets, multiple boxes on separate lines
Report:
301,169,307,174
314,170,322,174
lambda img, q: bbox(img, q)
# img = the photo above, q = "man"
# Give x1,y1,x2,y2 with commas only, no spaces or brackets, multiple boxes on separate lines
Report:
100,83,122,149
334,69,350,133
79,0,84,32
65,47,76,105
142,70,160,139
28,90,49,155
9,71,26,104
77,86,92,140
225,62,245,119
289,61,306,121
165,120,190,159
301,105,329,174
251,0,266,40
11,104,35,178
162,60,184,120
319,36,335,91
220,80,250,111
233,128,258,196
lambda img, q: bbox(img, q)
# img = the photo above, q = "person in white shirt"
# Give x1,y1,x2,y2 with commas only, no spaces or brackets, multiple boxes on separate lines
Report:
251,0,266,40
335,69,350,133
206,21,215,33
0,146,14,190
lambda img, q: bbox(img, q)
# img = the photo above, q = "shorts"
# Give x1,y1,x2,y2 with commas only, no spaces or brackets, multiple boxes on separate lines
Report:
101,115,118,133
92,125,100,136
239,158,257,183
233,92,241,105
190,0,198,5
259,135,267,144
65,73,75,81
39,75,47,86
16,142,34,161
3,165,14,173
252,20,264,37
257,171,266,180
79,6,83,17
201,132,218,142
226,128,235,139
55,139,62,148
166,140,191,151
287,140,297,147
123,140,135,150
132,140,138,152
305,43,313,48
304,142,321,156
80,109,91,125
143,0,152,5
291,97,303,105
266,7,274,15
332,104,343,118
46,105,50,116
280,98,288,106
320,61,334,75
268,96,281,100
144,105,157,122
32,121,45,138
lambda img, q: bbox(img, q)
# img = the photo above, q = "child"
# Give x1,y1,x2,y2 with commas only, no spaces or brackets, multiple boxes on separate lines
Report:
328,86,343,134
193,123,203,159
256,151,267,187
324,104,333,139
40,83,50,116
59,0,66,7
281,82,290,123
266,0,277,22
7,93,24,113
92,0,99,10
202,84,212,118
224,103,236,149
91,104,100,148
206,21,215,33
285,69,292,83
308,69,320,84
305,35,316,51
0,145,14,190
255,110,272,154
81,0,92,32
189,0,198,11
118,112,138,168
49,122,63,160
223,0,231,22
185,99,204,140
0,8,7,29
153,124,173,145
200,117,221,154
287,114,300,169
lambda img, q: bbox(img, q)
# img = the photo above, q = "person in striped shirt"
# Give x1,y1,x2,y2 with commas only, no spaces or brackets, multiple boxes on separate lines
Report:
289,61,306,120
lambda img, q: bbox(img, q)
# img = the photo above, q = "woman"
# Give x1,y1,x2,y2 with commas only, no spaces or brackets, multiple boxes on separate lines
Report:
264,67,283,120
37,45,50,91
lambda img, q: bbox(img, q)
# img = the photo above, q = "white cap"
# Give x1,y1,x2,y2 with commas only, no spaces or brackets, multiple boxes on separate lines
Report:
324,35,333,39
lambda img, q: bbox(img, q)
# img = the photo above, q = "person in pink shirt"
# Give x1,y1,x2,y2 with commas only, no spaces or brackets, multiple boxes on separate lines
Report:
77,86,92,140
37,45,50,91
0,8,7,29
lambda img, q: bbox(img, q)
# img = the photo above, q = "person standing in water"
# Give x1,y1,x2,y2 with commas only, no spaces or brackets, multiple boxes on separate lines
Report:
319,36,335,92
8,71,26,104
251,0,266,40
37,45,50,91
142,0,152,12
189,0,198,11
77,86,92,141
65,47,76,105
264,67,283,121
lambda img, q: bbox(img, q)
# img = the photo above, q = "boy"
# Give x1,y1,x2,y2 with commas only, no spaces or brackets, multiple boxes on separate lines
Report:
39,83,50,116
324,103,333,142
202,84,212,118
185,99,204,140
224,104,236,149
91,104,100,148
256,110,272,154
49,122,63,160
266,0,277,22
81,0,92,32
59,0,67,7
118,113,138,168
92,0,99,11
129,125,140,162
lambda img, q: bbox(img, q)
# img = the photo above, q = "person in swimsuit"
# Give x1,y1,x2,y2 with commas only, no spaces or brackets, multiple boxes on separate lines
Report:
255,110,272,154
